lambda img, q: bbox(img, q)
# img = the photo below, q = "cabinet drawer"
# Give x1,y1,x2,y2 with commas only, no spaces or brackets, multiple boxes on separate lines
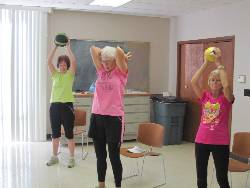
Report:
125,113,149,123
74,98,93,106
124,97,150,105
125,123,139,134
125,104,149,113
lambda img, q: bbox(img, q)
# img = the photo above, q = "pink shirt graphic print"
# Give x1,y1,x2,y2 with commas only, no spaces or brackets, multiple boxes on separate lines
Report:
202,101,220,130
91,67,128,116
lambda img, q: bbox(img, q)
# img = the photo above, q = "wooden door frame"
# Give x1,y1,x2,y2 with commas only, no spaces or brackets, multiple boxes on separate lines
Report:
176,35,235,97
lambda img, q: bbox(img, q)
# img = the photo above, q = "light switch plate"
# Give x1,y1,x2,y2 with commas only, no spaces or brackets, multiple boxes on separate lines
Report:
237,75,246,83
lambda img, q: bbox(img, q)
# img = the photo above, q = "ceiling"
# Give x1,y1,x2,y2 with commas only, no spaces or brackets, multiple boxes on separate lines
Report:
0,0,246,18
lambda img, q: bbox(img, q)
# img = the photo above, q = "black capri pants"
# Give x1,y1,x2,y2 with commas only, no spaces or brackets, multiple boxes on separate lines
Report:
49,102,75,139
88,113,123,187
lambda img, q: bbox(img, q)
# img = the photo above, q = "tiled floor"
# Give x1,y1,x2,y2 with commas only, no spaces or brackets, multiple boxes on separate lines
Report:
0,141,247,188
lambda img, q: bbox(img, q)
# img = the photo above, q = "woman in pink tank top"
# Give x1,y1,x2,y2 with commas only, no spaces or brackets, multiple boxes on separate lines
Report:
191,47,234,188
88,45,131,188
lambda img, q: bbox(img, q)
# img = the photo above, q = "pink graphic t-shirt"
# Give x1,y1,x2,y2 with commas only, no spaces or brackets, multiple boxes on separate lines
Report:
195,91,232,145
91,67,128,116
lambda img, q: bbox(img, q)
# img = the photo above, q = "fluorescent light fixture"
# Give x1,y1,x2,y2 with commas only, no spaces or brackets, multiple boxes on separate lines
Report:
90,0,132,7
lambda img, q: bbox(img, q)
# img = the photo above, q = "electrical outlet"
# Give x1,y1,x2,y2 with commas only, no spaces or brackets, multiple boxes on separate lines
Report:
237,75,246,83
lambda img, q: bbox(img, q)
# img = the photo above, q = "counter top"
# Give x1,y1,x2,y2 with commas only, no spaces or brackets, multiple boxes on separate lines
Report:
74,92,151,98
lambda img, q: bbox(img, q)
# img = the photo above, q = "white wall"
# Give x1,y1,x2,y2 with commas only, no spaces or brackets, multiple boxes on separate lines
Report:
168,1,250,137
47,10,169,132
48,10,169,93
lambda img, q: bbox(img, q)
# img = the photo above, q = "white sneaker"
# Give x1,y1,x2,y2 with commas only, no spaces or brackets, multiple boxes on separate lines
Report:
46,156,59,166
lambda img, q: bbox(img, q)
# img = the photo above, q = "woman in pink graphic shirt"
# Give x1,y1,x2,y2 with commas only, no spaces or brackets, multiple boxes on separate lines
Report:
88,45,131,188
191,47,234,188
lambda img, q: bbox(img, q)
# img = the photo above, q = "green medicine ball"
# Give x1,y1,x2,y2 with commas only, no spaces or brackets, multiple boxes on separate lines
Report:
54,33,68,47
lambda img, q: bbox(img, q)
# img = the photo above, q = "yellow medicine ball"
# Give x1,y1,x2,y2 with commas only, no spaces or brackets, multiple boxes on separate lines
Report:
204,47,218,62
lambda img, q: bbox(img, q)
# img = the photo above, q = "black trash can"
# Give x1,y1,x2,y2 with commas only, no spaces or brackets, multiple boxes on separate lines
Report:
150,95,186,145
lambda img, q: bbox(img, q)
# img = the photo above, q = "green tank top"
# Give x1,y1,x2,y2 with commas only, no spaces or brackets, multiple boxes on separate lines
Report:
50,71,74,103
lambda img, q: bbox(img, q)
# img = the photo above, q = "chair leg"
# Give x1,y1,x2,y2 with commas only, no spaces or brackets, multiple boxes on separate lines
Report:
81,133,88,160
57,140,61,155
162,156,167,185
86,136,89,148
141,155,147,176
81,133,84,159
136,159,140,175
122,158,140,180
83,136,89,160
57,145,61,155
245,171,249,188
152,155,167,188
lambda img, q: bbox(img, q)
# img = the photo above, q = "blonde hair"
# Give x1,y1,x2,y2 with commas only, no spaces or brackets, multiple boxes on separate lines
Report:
208,69,220,85
101,46,116,61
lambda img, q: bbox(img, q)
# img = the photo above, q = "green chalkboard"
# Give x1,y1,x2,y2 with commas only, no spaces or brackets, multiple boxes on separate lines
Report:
70,39,149,92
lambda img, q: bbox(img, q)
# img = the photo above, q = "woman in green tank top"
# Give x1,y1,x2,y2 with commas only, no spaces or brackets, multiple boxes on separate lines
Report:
46,40,77,168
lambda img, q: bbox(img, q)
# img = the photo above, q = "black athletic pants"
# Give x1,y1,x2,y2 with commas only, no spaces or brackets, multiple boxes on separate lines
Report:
195,143,230,188
93,138,122,187
89,114,123,187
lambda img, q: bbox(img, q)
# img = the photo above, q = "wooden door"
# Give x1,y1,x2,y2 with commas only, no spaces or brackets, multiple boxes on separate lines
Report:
177,37,234,142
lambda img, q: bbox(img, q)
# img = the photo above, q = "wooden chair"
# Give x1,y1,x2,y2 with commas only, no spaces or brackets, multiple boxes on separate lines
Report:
228,132,250,187
120,122,166,188
61,108,88,160
210,132,250,188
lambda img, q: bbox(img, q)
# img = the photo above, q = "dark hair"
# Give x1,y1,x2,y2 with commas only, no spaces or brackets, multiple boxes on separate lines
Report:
57,55,70,69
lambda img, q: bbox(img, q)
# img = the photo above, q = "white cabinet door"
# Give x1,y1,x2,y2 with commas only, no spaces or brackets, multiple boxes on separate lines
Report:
125,112,149,123
125,123,139,134
125,104,149,113
124,96,150,105
72,95,150,142
124,96,150,140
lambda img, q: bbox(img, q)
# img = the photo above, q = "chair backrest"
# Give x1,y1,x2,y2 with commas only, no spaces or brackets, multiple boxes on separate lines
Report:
137,123,165,148
232,132,250,157
74,108,86,127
